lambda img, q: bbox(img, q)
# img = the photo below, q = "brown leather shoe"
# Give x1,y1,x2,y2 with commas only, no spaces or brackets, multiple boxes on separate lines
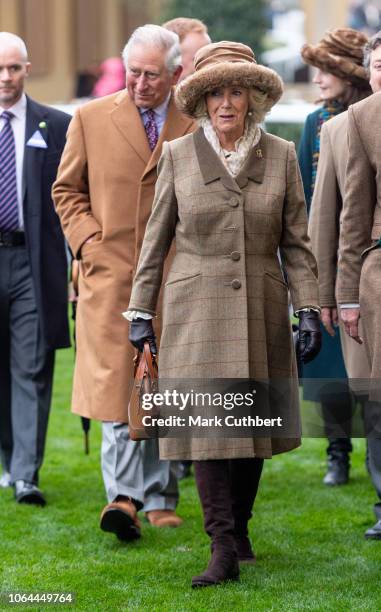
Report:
145,509,183,527
100,499,141,541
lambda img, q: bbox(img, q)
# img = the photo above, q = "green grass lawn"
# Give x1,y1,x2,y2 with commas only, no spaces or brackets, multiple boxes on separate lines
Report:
1,345,381,611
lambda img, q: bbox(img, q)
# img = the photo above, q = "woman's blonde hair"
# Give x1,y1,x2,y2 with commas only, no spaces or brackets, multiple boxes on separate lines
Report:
193,87,269,124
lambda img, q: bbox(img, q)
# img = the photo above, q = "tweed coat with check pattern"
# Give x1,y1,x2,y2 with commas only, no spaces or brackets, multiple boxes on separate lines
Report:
308,111,369,382
337,92,381,398
129,127,319,459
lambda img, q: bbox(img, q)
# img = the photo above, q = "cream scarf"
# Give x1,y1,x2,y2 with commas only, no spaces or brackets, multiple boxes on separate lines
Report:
200,115,261,177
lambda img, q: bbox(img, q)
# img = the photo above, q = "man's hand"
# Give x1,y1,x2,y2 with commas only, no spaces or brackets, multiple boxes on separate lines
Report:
84,232,101,246
80,232,102,258
340,307,362,344
321,307,338,337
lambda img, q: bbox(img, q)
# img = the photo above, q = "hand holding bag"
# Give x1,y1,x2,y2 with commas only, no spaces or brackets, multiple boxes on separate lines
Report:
128,341,159,441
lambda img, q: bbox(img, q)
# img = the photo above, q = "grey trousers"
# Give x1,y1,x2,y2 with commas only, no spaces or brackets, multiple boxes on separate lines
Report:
101,422,179,511
0,246,54,484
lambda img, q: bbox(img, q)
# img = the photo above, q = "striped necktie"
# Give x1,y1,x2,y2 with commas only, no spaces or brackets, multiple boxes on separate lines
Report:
0,111,19,231
144,109,159,151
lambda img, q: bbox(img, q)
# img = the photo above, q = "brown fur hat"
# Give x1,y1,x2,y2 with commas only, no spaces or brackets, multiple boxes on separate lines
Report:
175,41,283,118
301,28,369,87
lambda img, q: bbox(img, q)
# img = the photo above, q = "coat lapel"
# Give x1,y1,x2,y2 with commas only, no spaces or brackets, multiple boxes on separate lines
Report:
142,93,194,179
193,128,242,195
235,130,266,189
110,90,151,165
23,97,47,214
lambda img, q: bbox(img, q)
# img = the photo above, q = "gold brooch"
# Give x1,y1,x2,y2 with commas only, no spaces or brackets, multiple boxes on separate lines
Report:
256,149,262,158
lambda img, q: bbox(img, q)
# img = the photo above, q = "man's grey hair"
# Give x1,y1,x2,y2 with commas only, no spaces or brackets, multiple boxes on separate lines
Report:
0,32,28,61
122,24,181,74
363,30,381,71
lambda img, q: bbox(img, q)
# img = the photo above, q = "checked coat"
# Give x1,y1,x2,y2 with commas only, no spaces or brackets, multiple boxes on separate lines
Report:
309,111,369,382
129,128,319,460
337,92,381,398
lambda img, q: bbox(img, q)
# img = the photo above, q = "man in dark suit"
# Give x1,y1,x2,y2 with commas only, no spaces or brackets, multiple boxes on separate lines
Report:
0,32,71,505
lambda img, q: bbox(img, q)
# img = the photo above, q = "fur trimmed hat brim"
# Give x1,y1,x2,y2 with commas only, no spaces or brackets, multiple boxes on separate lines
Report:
301,28,369,88
301,44,369,86
175,62,284,118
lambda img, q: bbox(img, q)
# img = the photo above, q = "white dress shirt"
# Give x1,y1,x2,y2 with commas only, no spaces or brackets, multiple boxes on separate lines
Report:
0,93,27,229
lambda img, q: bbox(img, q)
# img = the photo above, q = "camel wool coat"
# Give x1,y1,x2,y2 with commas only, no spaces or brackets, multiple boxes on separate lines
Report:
53,90,195,422
309,111,369,381
129,128,319,460
337,92,381,398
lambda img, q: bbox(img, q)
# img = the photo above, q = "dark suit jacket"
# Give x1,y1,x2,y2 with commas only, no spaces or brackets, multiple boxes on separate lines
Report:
23,96,71,350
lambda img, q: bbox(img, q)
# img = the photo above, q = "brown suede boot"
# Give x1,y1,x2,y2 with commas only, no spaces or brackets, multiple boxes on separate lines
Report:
192,540,239,587
230,458,264,565
192,460,239,588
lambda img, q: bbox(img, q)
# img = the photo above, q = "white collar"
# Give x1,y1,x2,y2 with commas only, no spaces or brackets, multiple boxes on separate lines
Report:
0,93,27,120
138,92,171,119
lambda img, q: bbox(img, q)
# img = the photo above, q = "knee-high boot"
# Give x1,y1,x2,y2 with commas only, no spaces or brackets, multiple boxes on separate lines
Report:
192,460,239,588
230,457,264,564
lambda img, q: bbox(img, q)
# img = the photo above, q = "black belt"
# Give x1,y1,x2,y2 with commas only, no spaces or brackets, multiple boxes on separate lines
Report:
0,230,26,247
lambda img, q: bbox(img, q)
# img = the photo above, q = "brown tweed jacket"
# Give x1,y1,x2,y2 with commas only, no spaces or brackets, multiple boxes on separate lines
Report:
129,128,319,460
337,92,381,392
309,110,370,381
337,92,381,304
309,111,348,308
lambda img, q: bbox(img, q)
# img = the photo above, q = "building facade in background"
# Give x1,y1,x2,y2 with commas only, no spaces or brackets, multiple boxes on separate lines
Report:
0,0,371,103
0,0,164,102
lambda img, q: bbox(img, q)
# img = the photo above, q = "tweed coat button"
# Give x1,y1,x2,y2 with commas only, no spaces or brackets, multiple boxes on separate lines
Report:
231,251,240,261
231,279,241,289
228,197,239,208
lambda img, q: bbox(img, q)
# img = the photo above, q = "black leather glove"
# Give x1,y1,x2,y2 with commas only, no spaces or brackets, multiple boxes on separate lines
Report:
297,310,322,364
129,317,157,354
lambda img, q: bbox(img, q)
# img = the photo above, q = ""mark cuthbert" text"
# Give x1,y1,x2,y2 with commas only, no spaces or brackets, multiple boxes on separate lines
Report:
141,415,283,428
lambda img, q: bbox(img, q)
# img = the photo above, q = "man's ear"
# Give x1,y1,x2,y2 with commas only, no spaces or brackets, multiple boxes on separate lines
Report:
25,62,31,77
172,65,183,85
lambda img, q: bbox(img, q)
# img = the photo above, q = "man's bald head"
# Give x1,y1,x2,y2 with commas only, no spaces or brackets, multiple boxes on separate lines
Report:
0,32,28,60
0,32,30,108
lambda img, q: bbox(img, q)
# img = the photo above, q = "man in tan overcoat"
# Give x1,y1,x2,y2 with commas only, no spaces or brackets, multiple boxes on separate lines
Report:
53,25,195,542
310,32,381,538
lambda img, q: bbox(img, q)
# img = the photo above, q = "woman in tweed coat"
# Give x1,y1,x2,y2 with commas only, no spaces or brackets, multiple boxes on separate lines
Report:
127,41,321,587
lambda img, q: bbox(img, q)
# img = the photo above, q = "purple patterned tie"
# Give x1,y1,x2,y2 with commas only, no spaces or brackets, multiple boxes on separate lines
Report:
0,111,18,231
144,109,159,151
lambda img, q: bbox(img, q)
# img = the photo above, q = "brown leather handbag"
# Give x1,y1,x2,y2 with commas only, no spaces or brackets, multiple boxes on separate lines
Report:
128,342,159,441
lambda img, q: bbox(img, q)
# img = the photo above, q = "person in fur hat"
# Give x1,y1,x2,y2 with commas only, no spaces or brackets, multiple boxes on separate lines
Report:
126,41,321,587
298,28,371,488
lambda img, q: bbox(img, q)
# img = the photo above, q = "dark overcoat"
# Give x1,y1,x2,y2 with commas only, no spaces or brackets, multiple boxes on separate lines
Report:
24,97,71,350
129,128,319,460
